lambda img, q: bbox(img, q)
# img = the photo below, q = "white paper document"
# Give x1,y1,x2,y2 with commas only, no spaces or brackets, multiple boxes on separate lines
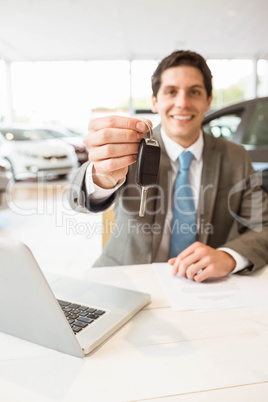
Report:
153,263,268,311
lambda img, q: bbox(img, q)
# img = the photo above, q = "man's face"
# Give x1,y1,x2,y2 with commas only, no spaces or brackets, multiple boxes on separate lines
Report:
152,65,212,147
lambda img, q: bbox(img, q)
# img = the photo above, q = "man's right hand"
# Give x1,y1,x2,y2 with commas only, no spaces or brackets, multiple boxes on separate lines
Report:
85,115,153,189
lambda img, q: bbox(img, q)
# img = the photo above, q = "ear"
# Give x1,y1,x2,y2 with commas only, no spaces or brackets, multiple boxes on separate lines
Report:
151,95,158,113
206,95,213,111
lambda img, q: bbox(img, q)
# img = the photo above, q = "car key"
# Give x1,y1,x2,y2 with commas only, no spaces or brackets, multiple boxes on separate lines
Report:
136,122,160,217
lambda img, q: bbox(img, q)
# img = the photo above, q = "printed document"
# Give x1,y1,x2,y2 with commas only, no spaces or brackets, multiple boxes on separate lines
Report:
153,263,268,311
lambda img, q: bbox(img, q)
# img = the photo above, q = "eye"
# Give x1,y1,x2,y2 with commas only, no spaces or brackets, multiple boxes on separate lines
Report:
167,89,176,95
190,89,201,96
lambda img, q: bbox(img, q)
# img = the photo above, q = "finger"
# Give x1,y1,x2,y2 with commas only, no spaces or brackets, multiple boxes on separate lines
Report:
88,116,153,134
171,255,191,278
177,252,202,278
89,142,140,162
176,241,203,261
85,128,144,148
170,254,190,277
170,257,180,276
93,154,138,174
168,258,178,276
170,244,200,276
193,266,214,282
185,258,209,280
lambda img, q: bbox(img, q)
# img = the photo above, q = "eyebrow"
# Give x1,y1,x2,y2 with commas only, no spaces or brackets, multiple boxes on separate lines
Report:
189,85,205,90
163,84,205,90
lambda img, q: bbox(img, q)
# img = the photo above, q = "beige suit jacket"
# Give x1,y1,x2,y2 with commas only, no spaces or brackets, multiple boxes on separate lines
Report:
68,126,268,271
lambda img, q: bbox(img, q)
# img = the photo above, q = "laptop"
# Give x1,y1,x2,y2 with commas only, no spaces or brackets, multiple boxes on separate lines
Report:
0,238,150,358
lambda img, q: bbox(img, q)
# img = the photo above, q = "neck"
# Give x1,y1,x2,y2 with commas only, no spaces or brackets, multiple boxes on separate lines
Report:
170,131,201,149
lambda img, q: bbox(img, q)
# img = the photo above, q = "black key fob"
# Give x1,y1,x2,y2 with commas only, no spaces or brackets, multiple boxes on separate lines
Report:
136,138,160,186
136,138,160,216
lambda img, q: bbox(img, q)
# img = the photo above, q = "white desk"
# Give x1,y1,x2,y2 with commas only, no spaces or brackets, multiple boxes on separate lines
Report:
1,264,268,402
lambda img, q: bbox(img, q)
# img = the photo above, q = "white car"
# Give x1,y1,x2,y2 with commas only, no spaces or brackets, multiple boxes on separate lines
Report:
0,126,78,180
40,126,89,166
0,158,14,209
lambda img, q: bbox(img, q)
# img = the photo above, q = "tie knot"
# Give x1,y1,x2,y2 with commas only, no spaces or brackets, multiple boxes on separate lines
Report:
178,151,194,170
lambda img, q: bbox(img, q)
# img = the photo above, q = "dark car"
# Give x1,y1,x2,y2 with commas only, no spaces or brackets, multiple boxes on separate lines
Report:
202,97,268,193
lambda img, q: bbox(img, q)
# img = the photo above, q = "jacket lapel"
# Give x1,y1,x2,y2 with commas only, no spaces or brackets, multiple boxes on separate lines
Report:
198,134,221,244
152,126,172,260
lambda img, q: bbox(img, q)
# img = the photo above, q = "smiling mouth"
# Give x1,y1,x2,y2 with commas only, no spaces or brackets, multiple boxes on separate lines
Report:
172,115,193,121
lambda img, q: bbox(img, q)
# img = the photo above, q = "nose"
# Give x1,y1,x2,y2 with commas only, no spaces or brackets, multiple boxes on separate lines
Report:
174,91,190,108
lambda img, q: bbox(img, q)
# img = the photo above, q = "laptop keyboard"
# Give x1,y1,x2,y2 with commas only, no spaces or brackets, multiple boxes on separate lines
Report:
57,299,106,334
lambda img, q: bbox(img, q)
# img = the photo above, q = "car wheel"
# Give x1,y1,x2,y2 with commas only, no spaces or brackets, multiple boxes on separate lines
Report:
58,174,68,180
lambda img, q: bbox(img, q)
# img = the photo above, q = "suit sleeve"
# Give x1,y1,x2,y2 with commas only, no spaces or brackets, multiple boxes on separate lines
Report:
222,150,268,273
67,161,116,214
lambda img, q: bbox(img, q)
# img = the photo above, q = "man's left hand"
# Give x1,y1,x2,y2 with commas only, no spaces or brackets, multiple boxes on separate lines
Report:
168,242,236,282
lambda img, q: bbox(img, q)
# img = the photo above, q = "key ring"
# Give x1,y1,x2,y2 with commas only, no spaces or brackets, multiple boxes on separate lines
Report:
141,120,153,140
136,119,160,218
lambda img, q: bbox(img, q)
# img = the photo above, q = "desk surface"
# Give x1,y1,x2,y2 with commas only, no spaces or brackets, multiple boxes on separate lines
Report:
1,264,268,402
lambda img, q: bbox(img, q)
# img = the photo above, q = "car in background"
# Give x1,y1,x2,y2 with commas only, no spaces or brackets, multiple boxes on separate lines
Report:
0,158,13,209
0,126,78,181
202,97,268,193
41,126,89,166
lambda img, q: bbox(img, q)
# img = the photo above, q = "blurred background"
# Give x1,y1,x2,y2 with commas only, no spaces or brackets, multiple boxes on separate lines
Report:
0,0,268,128
0,0,268,272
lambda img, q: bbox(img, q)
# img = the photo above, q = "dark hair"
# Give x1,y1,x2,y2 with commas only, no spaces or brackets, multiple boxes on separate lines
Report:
151,50,213,98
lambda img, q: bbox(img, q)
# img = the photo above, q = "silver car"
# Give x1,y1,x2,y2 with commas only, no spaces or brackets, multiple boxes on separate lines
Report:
0,126,78,181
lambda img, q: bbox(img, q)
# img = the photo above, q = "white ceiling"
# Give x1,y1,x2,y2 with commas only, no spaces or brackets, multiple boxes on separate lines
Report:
0,0,268,62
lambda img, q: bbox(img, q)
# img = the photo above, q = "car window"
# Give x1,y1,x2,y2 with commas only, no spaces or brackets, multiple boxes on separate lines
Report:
43,129,70,138
0,128,53,141
243,101,268,146
203,113,243,140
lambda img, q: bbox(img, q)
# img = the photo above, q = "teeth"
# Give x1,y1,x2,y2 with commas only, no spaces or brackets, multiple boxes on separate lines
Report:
173,115,192,120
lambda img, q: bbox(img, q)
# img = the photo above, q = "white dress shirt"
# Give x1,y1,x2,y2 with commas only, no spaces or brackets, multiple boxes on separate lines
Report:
85,129,250,272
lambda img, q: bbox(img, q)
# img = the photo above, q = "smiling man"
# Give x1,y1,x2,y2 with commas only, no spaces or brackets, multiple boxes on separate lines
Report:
69,50,268,281
151,63,212,147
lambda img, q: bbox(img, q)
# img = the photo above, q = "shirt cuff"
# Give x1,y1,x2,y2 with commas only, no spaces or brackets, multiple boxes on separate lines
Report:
85,162,125,203
218,247,251,273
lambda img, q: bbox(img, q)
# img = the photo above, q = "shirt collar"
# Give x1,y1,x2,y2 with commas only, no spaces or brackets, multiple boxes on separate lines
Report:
160,127,204,162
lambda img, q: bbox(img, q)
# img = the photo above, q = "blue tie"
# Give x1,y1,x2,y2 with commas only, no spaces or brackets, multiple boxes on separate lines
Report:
169,151,196,258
